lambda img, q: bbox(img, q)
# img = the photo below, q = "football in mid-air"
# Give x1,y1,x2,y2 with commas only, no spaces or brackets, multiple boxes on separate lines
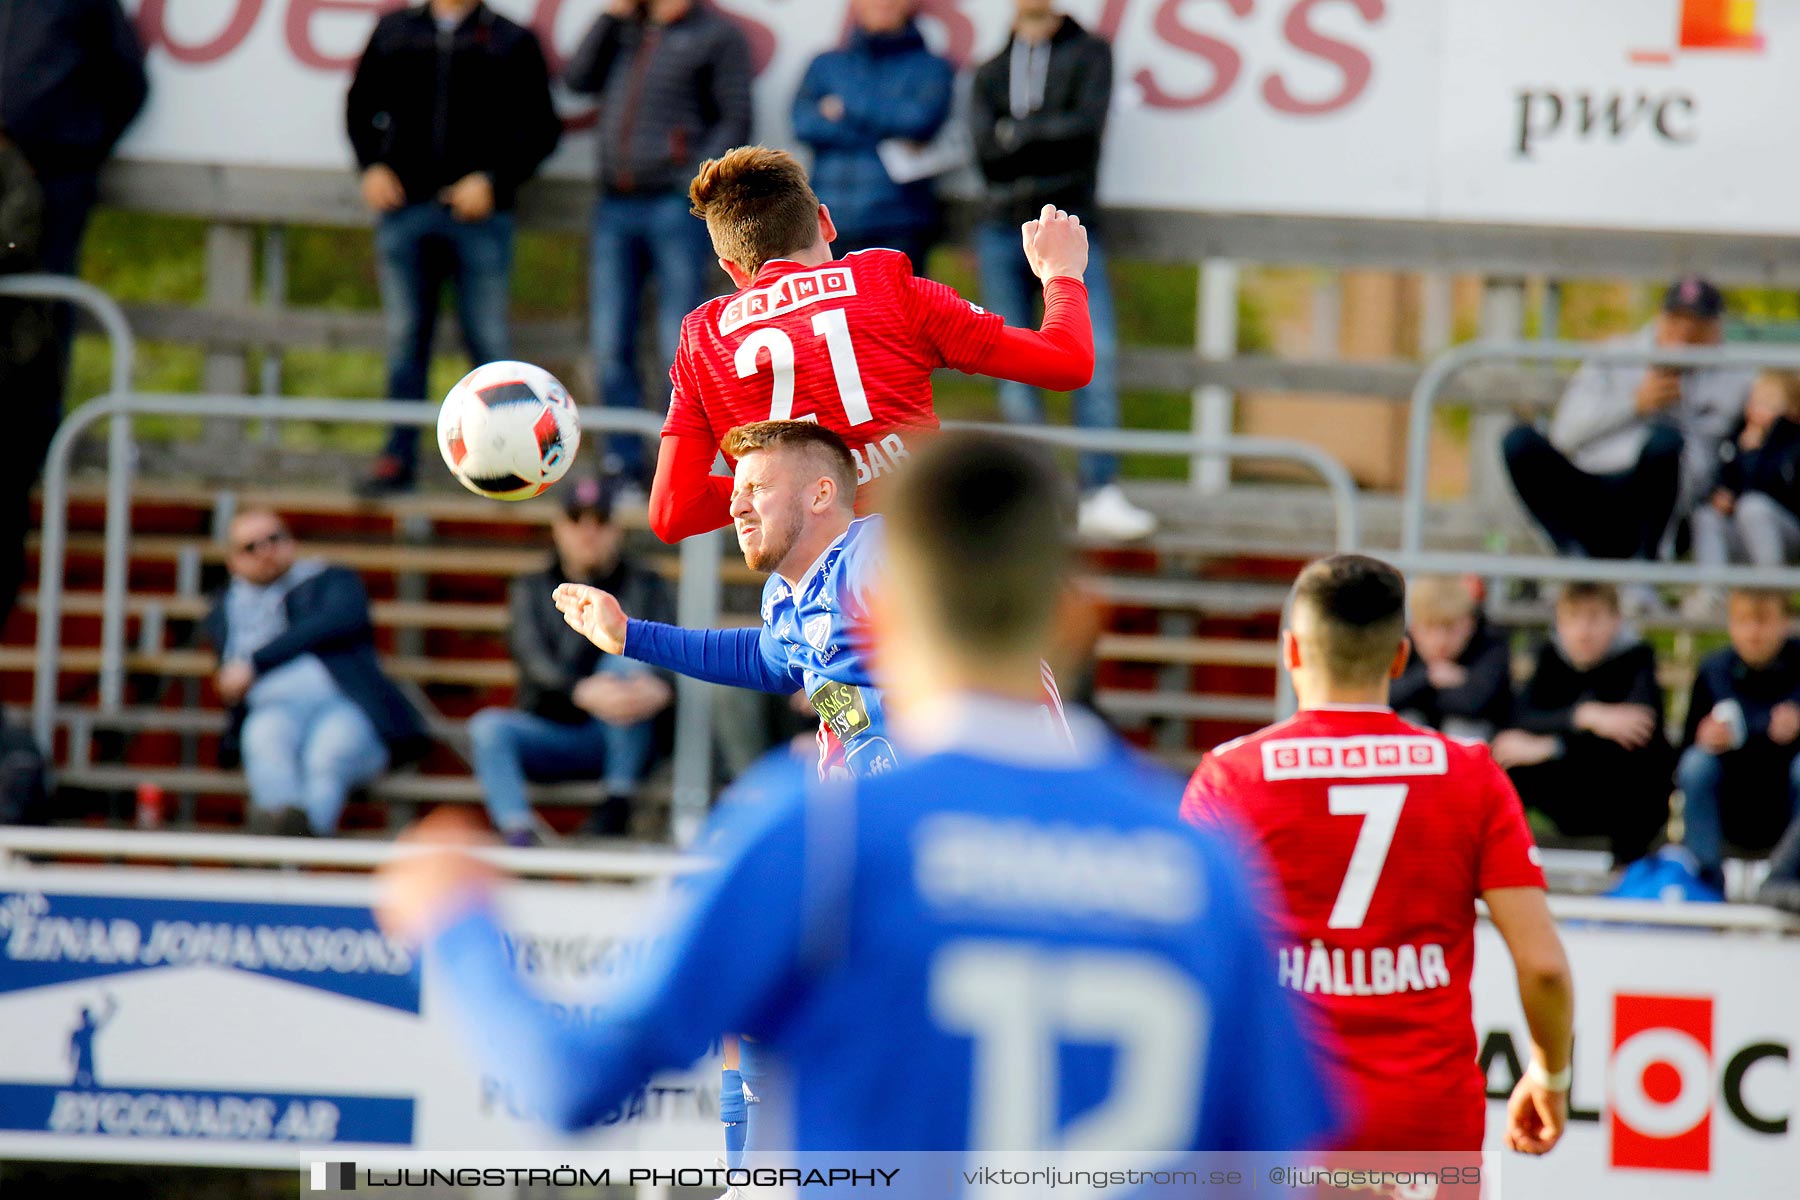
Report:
437,361,580,500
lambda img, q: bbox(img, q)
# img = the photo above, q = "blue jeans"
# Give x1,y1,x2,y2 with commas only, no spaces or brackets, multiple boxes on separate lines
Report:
374,203,516,470
591,191,715,481
241,692,390,835
1677,745,1800,880
468,662,658,834
974,221,1120,490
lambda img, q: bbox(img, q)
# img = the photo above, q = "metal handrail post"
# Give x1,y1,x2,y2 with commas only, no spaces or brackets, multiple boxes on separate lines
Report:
1401,340,1800,556
0,277,139,716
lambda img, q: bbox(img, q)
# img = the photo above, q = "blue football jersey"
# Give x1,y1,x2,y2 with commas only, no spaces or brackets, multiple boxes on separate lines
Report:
430,703,1339,1167
755,514,895,779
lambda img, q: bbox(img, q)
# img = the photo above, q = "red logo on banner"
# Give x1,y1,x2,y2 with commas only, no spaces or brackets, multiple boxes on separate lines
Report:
1610,994,1714,1172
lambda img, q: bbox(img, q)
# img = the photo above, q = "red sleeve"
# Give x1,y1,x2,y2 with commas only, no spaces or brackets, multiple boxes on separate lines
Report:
967,277,1094,392
1180,754,1228,828
648,433,734,544
904,267,1004,370
1474,748,1548,892
661,330,712,441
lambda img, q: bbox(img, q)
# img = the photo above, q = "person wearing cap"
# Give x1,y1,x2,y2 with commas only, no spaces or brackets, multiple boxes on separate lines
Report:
1502,277,1752,605
467,478,675,844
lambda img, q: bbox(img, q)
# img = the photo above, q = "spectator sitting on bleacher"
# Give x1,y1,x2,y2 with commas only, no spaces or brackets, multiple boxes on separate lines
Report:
1390,574,1512,743
1676,589,1800,893
1687,371,1800,617
204,511,428,836
1491,582,1672,866
1502,277,1750,611
468,477,674,844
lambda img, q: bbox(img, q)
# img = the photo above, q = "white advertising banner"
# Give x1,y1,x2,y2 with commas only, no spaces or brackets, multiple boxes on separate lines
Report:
0,866,719,1167
110,0,1800,234
1473,922,1799,1200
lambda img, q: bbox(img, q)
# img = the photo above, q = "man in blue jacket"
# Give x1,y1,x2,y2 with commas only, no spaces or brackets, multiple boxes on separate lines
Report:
203,511,428,836
790,0,954,267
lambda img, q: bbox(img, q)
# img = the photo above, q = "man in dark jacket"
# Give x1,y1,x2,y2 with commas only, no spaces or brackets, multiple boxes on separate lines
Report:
1492,582,1672,865
1676,590,1800,890
969,0,1150,541
204,511,428,836
468,478,674,843
1390,575,1513,743
790,0,953,267
0,0,145,282
0,0,145,631
346,0,561,495
565,0,753,486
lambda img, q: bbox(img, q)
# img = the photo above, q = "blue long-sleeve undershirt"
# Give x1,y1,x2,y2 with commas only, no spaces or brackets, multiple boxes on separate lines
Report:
623,618,797,694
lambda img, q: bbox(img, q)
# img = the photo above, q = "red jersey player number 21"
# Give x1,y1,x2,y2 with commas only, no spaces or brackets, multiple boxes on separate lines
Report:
1183,555,1575,1160
648,146,1097,543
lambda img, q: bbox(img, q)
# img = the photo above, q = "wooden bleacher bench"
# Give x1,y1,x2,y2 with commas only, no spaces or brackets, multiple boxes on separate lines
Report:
53,763,629,809
1094,634,1280,668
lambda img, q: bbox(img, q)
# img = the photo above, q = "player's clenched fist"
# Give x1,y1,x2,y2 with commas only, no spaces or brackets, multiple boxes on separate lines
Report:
1020,203,1089,285
553,583,629,655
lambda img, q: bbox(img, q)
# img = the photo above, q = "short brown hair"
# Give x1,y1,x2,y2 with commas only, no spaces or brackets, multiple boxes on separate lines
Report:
689,147,821,275
722,420,858,507
885,432,1073,657
1290,555,1409,686
1727,587,1791,613
1556,581,1620,614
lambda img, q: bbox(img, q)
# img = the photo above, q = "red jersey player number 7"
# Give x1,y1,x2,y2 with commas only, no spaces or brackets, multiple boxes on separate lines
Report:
1183,555,1575,1160
648,145,1096,543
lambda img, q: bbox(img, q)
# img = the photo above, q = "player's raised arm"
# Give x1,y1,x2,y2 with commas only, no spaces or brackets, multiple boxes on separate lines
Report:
918,205,1096,393
648,340,736,543
1484,885,1574,1155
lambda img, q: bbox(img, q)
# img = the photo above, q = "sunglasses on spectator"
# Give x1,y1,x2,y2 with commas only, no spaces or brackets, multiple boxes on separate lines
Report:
234,530,292,555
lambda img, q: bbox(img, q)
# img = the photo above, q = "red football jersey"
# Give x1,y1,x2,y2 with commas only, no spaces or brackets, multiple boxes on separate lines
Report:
1181,706,1546,1152
665,249,1002,489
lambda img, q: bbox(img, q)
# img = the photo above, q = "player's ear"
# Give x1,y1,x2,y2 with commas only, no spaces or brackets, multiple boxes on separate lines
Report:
1390,636,1412,681
818,204,838,248
721,258,754,289
1281,628,1303,673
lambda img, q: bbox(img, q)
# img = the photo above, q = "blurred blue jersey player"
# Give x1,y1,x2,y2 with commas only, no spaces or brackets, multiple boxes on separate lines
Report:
378,432,1337,1191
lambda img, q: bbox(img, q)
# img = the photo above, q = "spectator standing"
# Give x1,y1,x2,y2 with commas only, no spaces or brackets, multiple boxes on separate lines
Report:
566,0,753,487
1692,369,1800,571
969,0,1153,541
346,0,562,496
468,478,674,844
1492,583,1672,866
1391,574,1513,743
0,0,146,630
1676,590,1800,891
790,0,953,267
1502,278,1751,600
204,511,428,836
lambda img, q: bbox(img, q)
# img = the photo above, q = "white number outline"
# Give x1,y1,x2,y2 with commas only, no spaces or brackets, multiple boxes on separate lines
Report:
734,308,874,427
1325,783,1408,930
930,940,1206,1155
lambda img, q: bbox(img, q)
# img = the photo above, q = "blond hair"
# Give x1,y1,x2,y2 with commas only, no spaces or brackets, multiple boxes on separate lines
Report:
1409,575,1477,625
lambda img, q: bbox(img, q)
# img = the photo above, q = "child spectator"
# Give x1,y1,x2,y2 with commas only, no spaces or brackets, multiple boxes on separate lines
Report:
1492,582,1672,865
1676,589,1800,891
1390,574,1513,742
1688,371,1800,616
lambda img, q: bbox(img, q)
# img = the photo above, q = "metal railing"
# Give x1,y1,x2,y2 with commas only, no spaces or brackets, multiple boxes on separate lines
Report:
33,392,722,841
947,422,1363,553
36,395,1357,840
1,276,140,725
5,825,1794,933
1398,340,1800,586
